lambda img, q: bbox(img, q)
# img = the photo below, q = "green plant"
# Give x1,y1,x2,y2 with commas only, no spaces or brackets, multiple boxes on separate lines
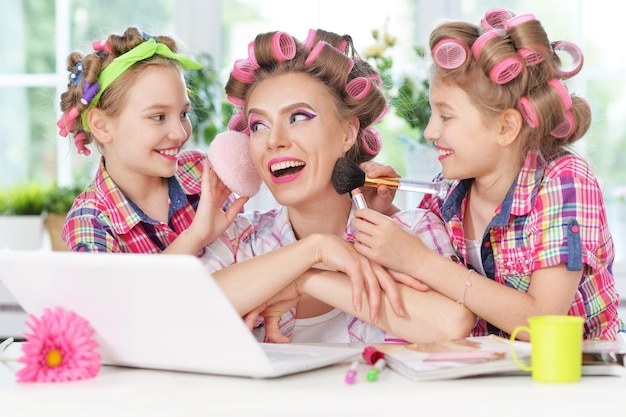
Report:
363,28,432,144
0,181,49,215
44,183,85,214
186,52,224,146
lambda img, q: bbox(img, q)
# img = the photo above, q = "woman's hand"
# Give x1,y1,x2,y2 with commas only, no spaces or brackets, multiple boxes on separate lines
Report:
313,234,406,323
243,286,301,343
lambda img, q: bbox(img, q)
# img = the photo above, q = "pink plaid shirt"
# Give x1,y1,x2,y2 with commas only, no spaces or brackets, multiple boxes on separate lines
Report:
420,151,624,340
201,205,456,343
62,149,206,254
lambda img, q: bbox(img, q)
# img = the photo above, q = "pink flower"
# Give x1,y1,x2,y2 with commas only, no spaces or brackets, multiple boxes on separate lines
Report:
16,307,101,383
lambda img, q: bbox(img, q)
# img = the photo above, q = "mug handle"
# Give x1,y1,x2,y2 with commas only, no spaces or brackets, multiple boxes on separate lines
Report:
510,326,532,372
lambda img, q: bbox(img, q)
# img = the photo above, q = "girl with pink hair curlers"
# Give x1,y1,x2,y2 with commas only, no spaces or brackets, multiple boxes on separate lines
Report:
350,9,624,341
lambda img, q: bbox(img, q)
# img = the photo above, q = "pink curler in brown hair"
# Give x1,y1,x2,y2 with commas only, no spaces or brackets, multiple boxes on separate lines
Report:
551,109,575,138
517,48,545,66
552,41,584,78
472,30,522,84
73,132,91,156
228,111,250,135
373,104,388,124
505,13,537,30
433,39,468,69
227,95,246,107
481,8,514,32
92,39,113,54
360,127,382,156
247,41,260,69
346,77,372,100
231,59,256,84
305,40,328,66
548,78,573,110
271,32,296,61
304,29,317,48
518,97,539,128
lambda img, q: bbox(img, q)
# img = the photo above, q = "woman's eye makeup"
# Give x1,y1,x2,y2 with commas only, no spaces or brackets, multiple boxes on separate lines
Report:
290,108,317,123
248,114,266,132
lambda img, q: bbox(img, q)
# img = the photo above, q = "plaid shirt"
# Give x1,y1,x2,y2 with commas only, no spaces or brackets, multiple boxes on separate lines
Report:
201,205,456,343
62,149,206,254
420,151,624,340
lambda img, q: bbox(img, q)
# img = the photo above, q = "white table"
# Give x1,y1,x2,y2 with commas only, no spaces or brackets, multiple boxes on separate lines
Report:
1,342,625,417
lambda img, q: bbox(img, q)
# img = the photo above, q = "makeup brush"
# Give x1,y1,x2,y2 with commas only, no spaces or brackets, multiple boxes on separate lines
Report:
207,131,262,197
331,157,449,199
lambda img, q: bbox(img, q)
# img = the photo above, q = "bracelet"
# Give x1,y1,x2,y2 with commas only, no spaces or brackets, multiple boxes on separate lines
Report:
456,269,474,308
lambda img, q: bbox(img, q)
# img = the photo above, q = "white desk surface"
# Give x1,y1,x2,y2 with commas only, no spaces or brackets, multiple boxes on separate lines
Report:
1,342,625,417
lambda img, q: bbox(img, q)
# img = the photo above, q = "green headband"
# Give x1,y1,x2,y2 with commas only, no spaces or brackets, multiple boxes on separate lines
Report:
81,39,202,131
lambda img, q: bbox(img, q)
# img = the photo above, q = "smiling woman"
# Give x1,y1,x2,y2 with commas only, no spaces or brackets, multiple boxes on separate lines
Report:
195,28,476,345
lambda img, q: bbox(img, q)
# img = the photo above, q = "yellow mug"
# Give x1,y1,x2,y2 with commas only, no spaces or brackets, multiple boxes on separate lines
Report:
510,315,584,383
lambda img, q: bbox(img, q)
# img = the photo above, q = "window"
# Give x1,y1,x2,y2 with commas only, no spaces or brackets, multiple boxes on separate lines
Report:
3,0,625,274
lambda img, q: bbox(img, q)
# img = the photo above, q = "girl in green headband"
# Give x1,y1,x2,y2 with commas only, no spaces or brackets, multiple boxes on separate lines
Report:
58,27,246,255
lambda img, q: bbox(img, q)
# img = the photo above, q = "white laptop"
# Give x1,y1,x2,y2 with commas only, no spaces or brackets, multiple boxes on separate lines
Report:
0,250,359,378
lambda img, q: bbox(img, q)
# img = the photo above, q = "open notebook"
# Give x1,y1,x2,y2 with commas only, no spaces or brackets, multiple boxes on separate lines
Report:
0,250,359,378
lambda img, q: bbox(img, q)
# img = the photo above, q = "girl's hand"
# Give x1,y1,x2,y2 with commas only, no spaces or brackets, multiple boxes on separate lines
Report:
351,208,428,278
359,161,400,216
187,158,248,247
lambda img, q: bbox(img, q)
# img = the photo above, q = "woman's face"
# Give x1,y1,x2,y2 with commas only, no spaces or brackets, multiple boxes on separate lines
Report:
246,72,358,207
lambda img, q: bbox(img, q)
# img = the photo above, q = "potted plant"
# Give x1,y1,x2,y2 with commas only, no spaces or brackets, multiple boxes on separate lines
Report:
363,27,440,193
186,52,226,147
0,181,49,250
43,183,85,251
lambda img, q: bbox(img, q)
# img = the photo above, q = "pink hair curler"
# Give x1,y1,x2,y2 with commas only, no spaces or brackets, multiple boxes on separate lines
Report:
271,32,296,61
433,39,468,69
247,41,260,69
73,132,91,156
92,39,112,54
504,13,537,31
305,40,328,66
552,41,584,78
490,56,523,84
304,29,317,48
207,131,262,197
373,104,388,124
80,81,100,106
227,111,250,135
337,38,348,53
226,95,246,107
518,97,539,128
471,30,500,59
517,48,545,66
481,8,514,31
56,107,80,137
346,77,372,100
360,127,382,156
548,78,573,110
231,58,256,84
367,73,383,88
473,31,522,84
551,109,575,138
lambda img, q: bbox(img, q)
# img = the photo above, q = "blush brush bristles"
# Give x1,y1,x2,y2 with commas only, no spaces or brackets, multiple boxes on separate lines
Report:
331,157,449,199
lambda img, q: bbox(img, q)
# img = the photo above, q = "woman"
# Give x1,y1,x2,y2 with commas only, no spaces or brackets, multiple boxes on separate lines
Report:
203,29,475,344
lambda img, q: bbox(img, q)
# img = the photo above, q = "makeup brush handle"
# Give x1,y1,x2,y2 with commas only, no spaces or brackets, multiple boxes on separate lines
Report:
365,177,449,199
